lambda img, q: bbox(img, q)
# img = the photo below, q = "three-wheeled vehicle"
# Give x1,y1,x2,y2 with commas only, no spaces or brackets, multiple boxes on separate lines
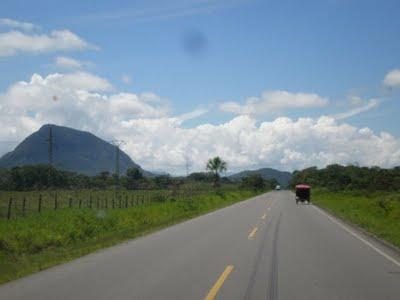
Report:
295,184,311,204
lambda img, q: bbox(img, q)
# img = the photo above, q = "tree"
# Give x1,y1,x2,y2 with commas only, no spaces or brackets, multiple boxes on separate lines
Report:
206,156,227,187
187,172,213,182
241,174,266,190
125,167,143,189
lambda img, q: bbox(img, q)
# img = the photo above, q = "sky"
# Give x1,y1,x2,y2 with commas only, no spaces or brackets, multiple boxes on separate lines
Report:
0,0,400,174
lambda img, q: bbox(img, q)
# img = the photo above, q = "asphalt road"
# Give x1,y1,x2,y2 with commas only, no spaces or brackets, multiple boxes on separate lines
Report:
1,191,400,300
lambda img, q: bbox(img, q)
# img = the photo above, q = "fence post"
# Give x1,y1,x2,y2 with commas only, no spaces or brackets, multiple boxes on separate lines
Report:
38,194,42,213
119,195,122,209
22,197,26,216
7,198,12,220
79,198,82,209
106,197,108,209
69,197,72,208
96,197,99,210
54,193,58,210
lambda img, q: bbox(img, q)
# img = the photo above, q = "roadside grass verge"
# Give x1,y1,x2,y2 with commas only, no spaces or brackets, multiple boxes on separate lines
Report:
312,189,400,248
0,188,263,284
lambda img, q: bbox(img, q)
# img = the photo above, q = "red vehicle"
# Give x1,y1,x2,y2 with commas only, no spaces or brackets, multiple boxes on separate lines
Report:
295,184,311,204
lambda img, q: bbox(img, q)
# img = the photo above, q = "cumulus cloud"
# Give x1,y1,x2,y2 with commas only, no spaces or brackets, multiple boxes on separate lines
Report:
383,69,400,88
0,72,168,143
0,72,399,174
0,18,38,31
119,115,400,174
220,90,329,116
0,29,95,56
55,56,83,69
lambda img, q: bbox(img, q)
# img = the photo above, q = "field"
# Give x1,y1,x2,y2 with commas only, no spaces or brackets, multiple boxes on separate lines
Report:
312,189,400,248
0,182,215,219
0,186,264,283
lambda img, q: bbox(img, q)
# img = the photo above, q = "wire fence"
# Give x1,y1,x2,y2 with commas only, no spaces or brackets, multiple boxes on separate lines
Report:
0,188,206,220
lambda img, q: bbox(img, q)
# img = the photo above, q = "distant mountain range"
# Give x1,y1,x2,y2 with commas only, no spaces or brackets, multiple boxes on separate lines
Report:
228,167,292,187
0,124,150,176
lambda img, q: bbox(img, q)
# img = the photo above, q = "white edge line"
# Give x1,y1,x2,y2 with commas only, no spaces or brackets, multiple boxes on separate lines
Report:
312,204,400,268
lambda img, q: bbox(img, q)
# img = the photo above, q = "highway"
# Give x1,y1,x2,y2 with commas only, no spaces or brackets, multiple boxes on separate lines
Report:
1,191,400,299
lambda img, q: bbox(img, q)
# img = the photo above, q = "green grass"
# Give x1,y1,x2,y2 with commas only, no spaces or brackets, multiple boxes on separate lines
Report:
0,188,263,284
312,189,400,248
0,189,175,219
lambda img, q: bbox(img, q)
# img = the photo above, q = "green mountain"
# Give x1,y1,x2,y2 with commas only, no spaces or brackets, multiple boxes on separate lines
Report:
0,124,150,176
229,167,292,187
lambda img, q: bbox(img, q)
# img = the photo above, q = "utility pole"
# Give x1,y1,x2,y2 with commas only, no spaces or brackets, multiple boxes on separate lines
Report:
46,126,54,187
47,126,53,167
185,155,191,177
116,144,120,186
111,140,125,190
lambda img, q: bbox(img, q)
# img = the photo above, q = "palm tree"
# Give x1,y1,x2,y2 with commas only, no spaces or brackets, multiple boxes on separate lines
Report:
206,156,227,187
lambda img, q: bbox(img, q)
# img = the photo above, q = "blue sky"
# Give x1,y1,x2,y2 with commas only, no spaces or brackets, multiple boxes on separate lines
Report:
0,0,400,173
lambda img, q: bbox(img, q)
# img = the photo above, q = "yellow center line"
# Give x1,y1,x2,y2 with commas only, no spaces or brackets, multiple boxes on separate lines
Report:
204,265,234,300
248,226,258,239
261,213,267,219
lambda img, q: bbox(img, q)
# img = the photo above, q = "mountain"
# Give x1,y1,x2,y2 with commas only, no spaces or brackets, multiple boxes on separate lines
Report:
0,124,150,176
229,167,292,187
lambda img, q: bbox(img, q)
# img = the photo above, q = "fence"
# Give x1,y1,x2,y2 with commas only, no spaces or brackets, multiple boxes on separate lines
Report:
0,188,204,220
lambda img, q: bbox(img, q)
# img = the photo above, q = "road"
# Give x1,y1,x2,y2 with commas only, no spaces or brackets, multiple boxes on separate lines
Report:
1,190,400,299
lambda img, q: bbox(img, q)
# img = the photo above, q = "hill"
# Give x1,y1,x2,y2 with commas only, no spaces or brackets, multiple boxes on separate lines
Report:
229,167,292,187
0,124,150,176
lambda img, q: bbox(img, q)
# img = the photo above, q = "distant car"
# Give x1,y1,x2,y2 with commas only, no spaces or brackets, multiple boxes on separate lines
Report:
295,184,311,204
275,185,281,190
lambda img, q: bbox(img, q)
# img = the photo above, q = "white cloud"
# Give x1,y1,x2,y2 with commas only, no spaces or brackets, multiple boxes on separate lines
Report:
0,18,38,31
383,69,400,88
55,56,82,69
333,99,379,120
109,93,168,118
0,29,95,56
220,90,329,116
0,72,399,175
118,115,400,174
121,75,132,84
0,72,169,146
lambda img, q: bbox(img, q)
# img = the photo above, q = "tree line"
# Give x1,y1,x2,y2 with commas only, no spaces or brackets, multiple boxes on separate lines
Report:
290,164,400,191
0,165,180,191
0,157,278,192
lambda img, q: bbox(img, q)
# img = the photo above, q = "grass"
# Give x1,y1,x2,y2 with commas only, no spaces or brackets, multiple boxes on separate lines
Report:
0,188,263,284
0,189,174,219
312,189,400,248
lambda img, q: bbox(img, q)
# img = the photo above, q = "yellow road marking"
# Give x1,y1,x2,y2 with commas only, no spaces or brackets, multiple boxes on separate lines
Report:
261,213,267,219
204,265,234,300
248,227,258,239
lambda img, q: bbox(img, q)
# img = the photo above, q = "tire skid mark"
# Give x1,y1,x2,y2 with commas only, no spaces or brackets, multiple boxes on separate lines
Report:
268,212,282,300
243,210,275,299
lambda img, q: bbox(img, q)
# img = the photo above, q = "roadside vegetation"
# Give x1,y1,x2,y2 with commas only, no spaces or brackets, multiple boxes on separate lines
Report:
291,164,400,248
0,156,275,283
0,187,264,283
312,189,400,248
